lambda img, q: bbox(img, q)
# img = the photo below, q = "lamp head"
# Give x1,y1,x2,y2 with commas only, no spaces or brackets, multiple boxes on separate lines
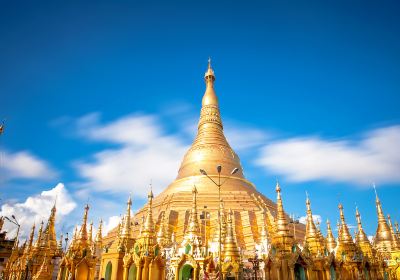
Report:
231,167,239,175
216,165,222,173
200,169,207,176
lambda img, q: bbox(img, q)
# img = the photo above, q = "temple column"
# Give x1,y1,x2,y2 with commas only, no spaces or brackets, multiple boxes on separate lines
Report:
122,264,129,280
142,258,150,280
193,265,198,280
136,263,143,280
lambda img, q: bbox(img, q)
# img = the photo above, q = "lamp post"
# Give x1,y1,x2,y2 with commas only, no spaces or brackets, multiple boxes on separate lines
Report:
64,232,69,252
5,215,20,243
199,165,239,280
248,251,263,280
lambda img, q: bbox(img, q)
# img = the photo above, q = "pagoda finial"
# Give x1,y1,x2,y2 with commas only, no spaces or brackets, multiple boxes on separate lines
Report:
326,220,337,252
387,214,400,249
34,221,44,249
355,207,370,244
26,222,36,254
275,181,289,233
121,195,132,237
338,203,353,243
373,184,393,251
157,212,167,247
95,219,103,244
223,209,239,261
304,194,323,255
78,204,90,244
88,221,93,245
202,57,217,107
273,181,293,251
143,185,155,235
185,185,200,238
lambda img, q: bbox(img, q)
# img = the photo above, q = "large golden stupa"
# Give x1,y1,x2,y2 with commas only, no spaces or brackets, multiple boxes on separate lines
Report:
105,60,305,252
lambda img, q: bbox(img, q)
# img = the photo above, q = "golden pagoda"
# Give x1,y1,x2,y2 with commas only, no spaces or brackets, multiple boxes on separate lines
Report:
3,203,63,280
57,204,102,280
5,61,400,280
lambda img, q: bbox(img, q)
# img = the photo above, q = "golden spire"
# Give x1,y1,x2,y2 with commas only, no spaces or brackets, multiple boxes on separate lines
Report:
373,186,393,251
203,57,217,106
77,204,90,246
275,181,291,236
304,194,324,256
387,214,400,250
176,59,243,180
325,220,337,252
121,196,132,237
25,223,35,254
139,187,156,255
44,201,57,251
223,209,239,261
143,187,155,234
272,181,293,252
95,219,103,244
34,221,44,249
186,185,200,236
156,212,167,247
338,203,353,244
355,207,370,244
88,221,93,245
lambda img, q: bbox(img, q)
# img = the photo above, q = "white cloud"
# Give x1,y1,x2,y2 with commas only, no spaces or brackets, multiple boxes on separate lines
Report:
224,122,269,151
73,113,188,197
0,183,77,240
103,215,121,235
0,149,57,181
299,214,322,225
256,126,400,185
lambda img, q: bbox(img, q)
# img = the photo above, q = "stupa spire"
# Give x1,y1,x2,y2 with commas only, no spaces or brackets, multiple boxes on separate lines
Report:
121,196,132,237
44,201,57,251
338,203,353,244
156,212,167,247
34,221,44,249
304,194,324,255
88,221,93,245
25,222,35,254
373,185,393,251
186,185,200,236
223,209,239,261
78,204,90,243
95,219,103,244
387,214,400,250
355,207,369,244
272,181,294,252
275,181,290,236
176,59,243,180
325,220,337,252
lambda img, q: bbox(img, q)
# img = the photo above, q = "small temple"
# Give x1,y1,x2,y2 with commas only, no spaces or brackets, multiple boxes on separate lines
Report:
2,61,400,280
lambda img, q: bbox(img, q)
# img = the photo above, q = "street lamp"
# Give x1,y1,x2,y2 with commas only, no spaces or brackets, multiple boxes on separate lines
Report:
199,165,239,280
5,215,20,245
64,232,69,252
248,250,263,280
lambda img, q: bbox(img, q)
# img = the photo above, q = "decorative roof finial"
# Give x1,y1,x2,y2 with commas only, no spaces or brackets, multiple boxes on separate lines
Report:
326,220,337,252
338,203,353,243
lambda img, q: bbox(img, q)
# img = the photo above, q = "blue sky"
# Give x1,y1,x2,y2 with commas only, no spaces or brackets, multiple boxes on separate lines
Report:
1,0,399,239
